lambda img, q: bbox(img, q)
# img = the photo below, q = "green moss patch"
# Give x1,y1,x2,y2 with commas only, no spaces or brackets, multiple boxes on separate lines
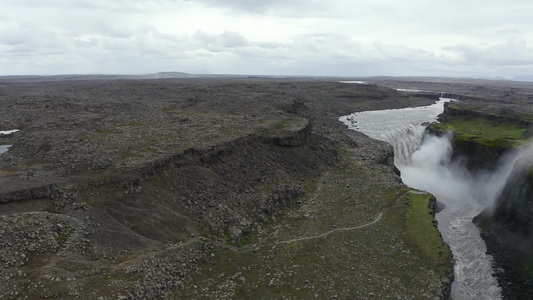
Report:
385,188,452,279
447,102,480,111
405,193,450,264
432,115,529,148
448,102,533,122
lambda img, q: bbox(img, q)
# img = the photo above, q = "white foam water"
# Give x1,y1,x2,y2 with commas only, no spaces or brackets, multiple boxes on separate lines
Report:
0,129,19,156
339,99,452,164
0,145,11,155
401,134,502,299
0,130,19,135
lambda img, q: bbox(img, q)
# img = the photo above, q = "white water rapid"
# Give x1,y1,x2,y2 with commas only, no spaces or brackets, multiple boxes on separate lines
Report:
0,145,11,155
340,98,504,299
0,130,19,155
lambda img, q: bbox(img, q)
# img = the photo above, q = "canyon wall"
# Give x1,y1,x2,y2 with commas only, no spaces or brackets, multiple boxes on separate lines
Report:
431,100,533,298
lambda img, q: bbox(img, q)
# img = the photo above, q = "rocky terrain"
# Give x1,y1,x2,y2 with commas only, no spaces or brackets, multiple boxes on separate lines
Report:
364,76,533,104
0,76,459,299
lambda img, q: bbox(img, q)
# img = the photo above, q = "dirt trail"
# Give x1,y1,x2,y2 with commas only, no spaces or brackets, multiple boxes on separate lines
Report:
277,212,383,244
231,178,411,252
268,189,408,245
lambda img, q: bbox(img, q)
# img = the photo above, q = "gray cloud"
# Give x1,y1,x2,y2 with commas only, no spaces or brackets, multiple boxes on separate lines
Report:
445,39,533,66
193,30,249,50
1,0,533,78
193,0,322,14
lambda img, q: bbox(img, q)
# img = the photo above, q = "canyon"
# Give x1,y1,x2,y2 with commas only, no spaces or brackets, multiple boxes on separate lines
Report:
1,75,533,299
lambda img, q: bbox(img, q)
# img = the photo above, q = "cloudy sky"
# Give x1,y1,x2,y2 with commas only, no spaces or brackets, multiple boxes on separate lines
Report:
2,0,533,78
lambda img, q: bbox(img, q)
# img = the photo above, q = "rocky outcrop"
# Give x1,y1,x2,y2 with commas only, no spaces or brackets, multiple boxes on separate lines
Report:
434,101,533,226
1,119,313,204
426,129,507,173
450,138,507,171
0,183,59,203
492,158,533,235
426,125,507,172
475,158,533,298
0,117,330,299
411,93,441,100
440,93,485,101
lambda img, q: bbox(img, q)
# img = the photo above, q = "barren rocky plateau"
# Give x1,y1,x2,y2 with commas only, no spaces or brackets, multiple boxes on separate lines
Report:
1,76,532,299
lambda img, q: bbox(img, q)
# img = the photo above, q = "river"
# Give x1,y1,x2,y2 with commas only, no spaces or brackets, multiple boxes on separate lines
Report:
340,98,503,299
0,130,19,156
0,145,11,155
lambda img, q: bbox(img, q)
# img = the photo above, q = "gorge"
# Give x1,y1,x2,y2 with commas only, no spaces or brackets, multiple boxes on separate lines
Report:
341,97,503,299
342,94,533,299
1,76,533,299
0,78,451,299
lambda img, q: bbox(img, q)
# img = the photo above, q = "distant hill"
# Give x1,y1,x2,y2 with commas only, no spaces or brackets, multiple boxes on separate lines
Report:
140,72,195,79
513,75,533,82
0,72,195,83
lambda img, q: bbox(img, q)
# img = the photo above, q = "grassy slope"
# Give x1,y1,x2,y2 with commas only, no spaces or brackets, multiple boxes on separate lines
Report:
432,116,528,147
431,102,531,148
405,193,452,276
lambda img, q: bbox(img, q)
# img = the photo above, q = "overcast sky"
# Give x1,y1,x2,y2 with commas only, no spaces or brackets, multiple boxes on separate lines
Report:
2,0,533,78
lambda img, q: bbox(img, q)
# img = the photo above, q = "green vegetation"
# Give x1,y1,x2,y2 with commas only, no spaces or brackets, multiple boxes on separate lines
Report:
384,187,453,283
405,192,451,264
237,231,257,247
446,102,480,111
448,102,533,122
431,115,529,147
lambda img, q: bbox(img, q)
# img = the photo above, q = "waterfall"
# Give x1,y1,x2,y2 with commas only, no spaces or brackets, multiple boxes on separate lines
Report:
401,133,502,299
340,98,452,167
340,98,503,300
370,124,426,166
